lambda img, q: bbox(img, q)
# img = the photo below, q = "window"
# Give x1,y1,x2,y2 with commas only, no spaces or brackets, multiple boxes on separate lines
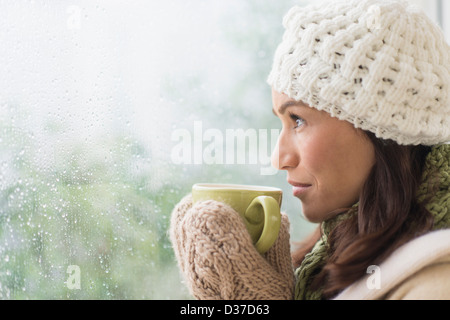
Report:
0,0,447,299
440,0,450,43
0,0,310,299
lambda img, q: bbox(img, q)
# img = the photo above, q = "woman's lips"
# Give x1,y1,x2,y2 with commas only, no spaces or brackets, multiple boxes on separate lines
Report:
288,180,312,197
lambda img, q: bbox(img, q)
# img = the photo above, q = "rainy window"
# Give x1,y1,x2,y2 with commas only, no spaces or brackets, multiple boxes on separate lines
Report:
0,0,445,299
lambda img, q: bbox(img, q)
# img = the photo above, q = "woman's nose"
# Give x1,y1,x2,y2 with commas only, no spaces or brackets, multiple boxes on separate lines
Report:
271,130,299,170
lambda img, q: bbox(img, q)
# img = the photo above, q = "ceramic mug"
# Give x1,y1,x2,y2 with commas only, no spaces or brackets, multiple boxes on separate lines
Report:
191,183,282,254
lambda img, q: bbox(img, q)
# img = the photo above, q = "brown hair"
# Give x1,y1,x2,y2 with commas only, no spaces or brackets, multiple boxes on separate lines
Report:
292,131,435,299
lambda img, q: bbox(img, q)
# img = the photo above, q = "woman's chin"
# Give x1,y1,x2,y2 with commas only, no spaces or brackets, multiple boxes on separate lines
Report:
299,204,322,224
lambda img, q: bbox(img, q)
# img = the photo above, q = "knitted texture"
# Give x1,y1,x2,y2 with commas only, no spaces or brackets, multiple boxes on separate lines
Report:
294,144,450,300
417,144,450,229
294,235,326,300
268,0,450,145
294,205,358,300
170,195,294,300
170,146,449,300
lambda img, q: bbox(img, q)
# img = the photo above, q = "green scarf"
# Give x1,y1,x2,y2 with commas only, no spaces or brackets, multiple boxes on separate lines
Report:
294,144,450,300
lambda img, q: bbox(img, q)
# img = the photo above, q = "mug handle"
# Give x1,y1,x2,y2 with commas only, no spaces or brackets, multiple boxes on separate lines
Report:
245,196,281,254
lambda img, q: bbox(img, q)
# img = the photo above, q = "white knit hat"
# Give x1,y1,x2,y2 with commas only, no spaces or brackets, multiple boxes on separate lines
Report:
268,0,450,145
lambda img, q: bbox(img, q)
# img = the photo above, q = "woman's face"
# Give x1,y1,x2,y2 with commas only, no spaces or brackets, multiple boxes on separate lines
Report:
271,90,375,223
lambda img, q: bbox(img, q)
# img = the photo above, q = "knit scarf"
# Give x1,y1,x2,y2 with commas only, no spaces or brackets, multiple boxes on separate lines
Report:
294,144,450,300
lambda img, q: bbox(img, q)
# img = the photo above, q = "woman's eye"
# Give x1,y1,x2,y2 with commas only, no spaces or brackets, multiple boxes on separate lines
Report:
289,112,305,129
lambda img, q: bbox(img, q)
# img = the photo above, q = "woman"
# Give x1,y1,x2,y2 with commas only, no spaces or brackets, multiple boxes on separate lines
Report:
170,0,450,299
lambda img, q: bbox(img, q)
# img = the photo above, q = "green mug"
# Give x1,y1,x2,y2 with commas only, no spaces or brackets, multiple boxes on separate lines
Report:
191,183,282,254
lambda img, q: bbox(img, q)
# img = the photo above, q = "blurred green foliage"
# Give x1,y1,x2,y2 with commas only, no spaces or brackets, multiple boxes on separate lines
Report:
0,0,311,299
0,104,192,298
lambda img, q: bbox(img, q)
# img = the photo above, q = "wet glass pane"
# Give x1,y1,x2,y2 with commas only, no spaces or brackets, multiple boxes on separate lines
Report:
0,0,443,299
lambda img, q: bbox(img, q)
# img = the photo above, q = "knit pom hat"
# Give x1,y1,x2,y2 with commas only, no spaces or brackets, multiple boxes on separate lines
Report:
268,0,450,145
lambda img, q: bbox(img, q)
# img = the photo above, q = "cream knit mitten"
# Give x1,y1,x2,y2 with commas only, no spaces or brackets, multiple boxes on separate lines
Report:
170,194,294,300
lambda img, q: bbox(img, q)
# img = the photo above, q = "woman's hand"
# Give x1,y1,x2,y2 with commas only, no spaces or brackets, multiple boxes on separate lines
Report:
169,194,294,300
